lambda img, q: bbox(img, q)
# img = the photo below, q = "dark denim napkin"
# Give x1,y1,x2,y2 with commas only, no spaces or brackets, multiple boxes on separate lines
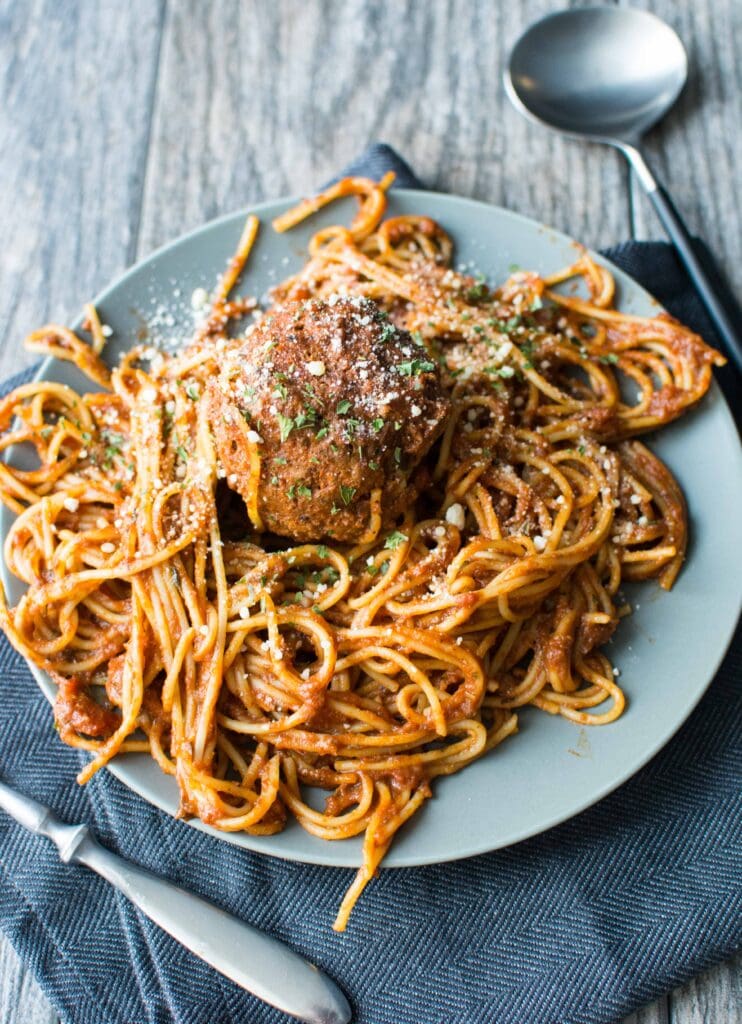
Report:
0,144,739,1024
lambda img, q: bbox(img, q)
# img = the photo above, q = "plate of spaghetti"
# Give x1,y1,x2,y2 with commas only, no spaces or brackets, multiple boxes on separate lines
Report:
1,176,740,931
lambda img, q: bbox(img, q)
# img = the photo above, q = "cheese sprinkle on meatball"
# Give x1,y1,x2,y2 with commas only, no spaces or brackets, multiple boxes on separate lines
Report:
207,296,450,542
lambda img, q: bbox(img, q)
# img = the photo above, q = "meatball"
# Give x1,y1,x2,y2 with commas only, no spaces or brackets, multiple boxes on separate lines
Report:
206,296,450,542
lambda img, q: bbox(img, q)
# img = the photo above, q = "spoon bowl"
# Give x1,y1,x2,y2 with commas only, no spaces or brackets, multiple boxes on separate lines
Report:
506,7,687,142
504,5,742,375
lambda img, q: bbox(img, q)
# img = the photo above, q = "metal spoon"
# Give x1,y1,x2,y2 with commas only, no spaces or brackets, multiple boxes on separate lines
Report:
504,5,742,374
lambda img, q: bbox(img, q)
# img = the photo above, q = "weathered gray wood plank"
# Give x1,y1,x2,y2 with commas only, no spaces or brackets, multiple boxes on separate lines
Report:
0,940,56,1024
622,0,742,298
137,0,630,257
0,0,165,379
670,951,742,1024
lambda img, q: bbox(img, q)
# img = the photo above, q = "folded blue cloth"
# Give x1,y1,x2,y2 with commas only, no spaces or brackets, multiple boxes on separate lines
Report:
0,144,739,1024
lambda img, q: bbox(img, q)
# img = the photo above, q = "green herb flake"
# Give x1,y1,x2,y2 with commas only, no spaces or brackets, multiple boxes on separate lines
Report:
384,531,408,550
336,400,352,415
316,544,329,559
293,409,316,430
297,484,312,499
396,359,436,377
276,412,295,442
185,383,200,400
372,418,384,433
339,484,356,506
465,282,488,303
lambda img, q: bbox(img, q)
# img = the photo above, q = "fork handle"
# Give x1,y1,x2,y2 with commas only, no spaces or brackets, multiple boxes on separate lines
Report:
73,834,350,1024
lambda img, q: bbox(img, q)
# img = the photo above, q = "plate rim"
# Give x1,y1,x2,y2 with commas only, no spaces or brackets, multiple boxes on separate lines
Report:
6,187,742,868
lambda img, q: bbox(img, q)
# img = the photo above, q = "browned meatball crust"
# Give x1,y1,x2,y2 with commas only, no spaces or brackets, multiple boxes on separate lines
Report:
206,296,450,542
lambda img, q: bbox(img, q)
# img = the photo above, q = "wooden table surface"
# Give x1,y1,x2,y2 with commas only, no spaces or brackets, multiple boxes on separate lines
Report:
0,1,739,1022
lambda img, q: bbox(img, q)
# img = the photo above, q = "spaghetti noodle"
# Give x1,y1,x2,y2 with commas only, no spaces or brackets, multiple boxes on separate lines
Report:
0,176,723,929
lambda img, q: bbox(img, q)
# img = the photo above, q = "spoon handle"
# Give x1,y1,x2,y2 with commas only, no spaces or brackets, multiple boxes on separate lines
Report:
622,144,742,375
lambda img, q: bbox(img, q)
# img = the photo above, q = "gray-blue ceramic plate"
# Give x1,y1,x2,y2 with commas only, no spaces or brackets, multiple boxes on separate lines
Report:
4,190,741,868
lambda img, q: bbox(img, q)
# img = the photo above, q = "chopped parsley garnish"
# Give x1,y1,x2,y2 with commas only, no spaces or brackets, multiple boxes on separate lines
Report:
465,281,488,302
396,358,436,377
175,444,188,462
293,409,317,430
380,323,397,342
185,383,200,400
274,456,287,465
273,382,288,400
286,484,297,499
384,531,408,550
599,353,620,365
394,446,402,465
372,418,384,432
316,544,329,559
339,484,356,506
276,412,295,442
368,460,379,471
336,400,352,415
315,425,329,439
101,429,125,467
297,484,312,499
530,296,544,311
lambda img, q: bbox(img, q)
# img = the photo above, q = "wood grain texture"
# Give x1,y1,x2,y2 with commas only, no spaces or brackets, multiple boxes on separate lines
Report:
0,2,738,1023
137,0,630,256
670,951,742,1024
0,0,165,378
0,940,56,1024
